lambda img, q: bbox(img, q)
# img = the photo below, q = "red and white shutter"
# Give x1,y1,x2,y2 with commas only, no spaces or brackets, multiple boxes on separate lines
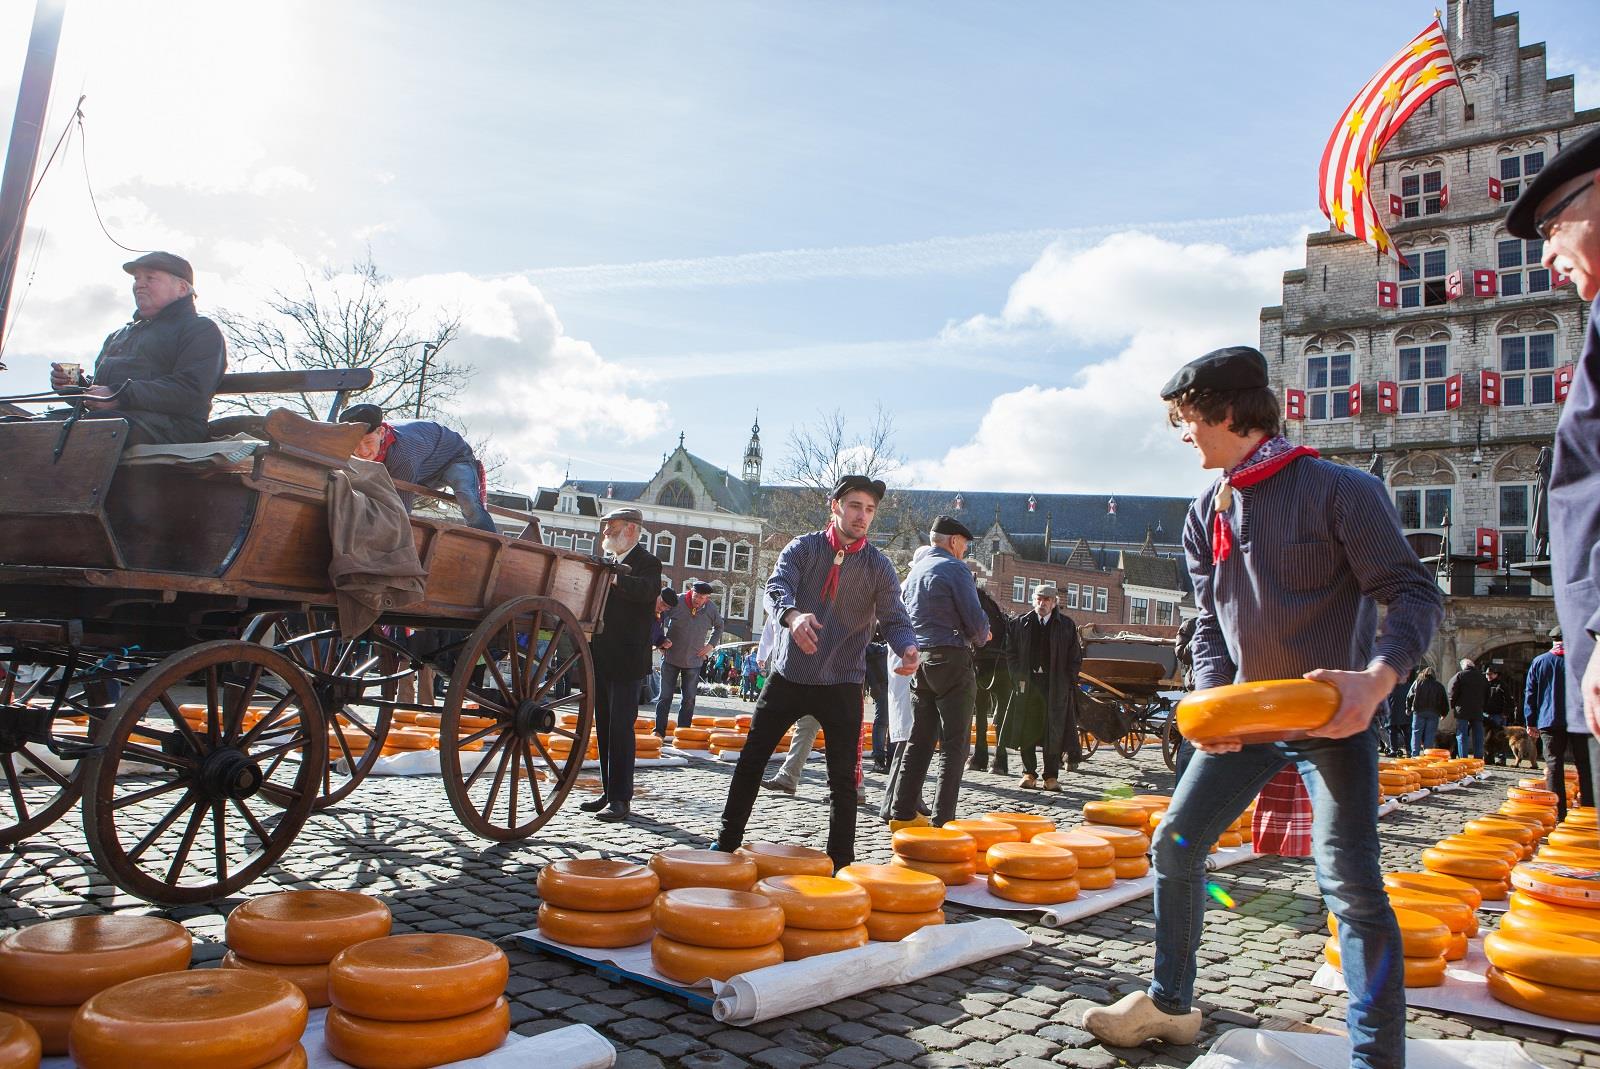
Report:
1389,193,1403,216
1285,388,1306,421
1554,269,1572,287
1377,381,1399,413
1440,184,1451,210
1487,177,1503,201
1348,382,1362,416
1480,369,1502,406
1475,528,1500,569
1445,269,1464,301
1556,364,1576,402
1473,269,1497,298
1377,281,1398,308
1446,373,1464,410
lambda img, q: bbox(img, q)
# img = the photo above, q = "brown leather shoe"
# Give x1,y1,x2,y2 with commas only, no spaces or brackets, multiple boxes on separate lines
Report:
1041,777,1061,792
1019,773,1038,789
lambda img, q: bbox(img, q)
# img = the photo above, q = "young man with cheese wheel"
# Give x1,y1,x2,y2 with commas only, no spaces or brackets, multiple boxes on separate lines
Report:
1083,346,1443,1066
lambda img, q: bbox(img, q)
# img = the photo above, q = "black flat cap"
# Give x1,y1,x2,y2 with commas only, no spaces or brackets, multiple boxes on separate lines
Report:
600,506,644,524
931,514,975,540
1159,346,1270,400
692,581,714,595
659,587,679,607
1507,127,1600,240
122,251,194,284
338,404,385,431
832,474,886,501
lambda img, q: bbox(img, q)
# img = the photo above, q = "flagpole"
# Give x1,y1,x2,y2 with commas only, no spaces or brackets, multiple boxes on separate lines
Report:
1435,7,1468,106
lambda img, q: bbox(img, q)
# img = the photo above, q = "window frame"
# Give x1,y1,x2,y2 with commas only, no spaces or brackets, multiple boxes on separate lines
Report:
1305,351,1355,422
731,541,752,573
1400,168,1445,218
1498,331,1558,408
1066,582,1080,610
1497,236,1551,298
1498,483,1532,568
1011,576,1026,603
684,535,707,569
1498,150,1545,203
1130,597,1149,625
1397,342,1451,415
708,538,730,571
1096,587,1108,614
1398,246,1449,308
728,584,750,620
654,531,676,565
1394,486,1454,532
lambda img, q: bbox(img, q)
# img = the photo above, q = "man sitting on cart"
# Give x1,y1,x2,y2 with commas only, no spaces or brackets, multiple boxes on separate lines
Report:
337,403,496,532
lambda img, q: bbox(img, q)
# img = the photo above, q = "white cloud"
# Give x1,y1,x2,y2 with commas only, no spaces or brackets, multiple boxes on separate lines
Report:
1549,53,1600,112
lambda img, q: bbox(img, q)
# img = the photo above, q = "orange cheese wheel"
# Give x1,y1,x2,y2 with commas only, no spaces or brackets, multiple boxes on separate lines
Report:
0,1000,68,1056
1077,865,1116,890
675,727,711,742
736,843,834,879
864,909,945,941
650,935,783,983
1501,903,1600,944
1465,818,1539,845
778,924,869,960
0,1013,38,1069
1438,835,1522,862
226,890,392,966
1378,770,1410,787
1538,846,1600,869
1485,929,1600,990
69,970,307,1069
891,855,976,886
220,951,330,1008
1486,966,1600,1023
1081,800,1150,828
945,820,1021,873
1323,939,1445,987
1445,931,1468,961
1130,794,1172,814
836,864,945,913
1549,828,1600,851
1511,861,1600,908
981,812,1055,841
1384,871,1483,909
1079,825,1152,858
754,876,871,930
254,1043,307,1068
650,849,759,892
1328,908,1451,958
536,903,653,948
384,727,437,750
324,998,509,1069
1500,803,1557,831
537,858,660,911
987,872,1080,904
328,934,507,1022
652,888,785,949
1175,679,1338,744
1032,831,1116,869
1566,808,1600,828
1422,847,1511,881
1386,889,1475,934
985,841,1078,880
1492,811,1548,833
1114,856,1152,880
892,827,976,863
713,717,739,729
1509,786,1561,807
1216,831,1244,849
709,732,746,750
0,916,193,1005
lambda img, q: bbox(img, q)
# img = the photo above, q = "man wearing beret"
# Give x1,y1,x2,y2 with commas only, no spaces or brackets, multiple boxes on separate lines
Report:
1506,126,1600,807
337,403,496,532
889,515,989,828
1084,346,1442,1066
654,579,722,734
47,252,226,445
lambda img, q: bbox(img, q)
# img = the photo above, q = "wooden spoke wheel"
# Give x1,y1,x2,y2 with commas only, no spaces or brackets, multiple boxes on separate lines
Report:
1114,723,1144,758
81,641,326,904
439,596,593,841
1160,704,1181,772
241,612,402,810
1078,729,1100,759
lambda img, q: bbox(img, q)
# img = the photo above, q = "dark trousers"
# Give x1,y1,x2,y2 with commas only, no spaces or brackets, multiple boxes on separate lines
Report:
1546,723,1596,821
717,674,863,870
654,662,700,733
971,664,999,768
594,671,643,805
894,648,974,825
1386,713,1410,757
868,676,888,765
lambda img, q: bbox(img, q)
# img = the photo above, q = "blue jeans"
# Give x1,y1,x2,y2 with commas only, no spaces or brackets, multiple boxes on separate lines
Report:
655,662,699,733
1151,731,1403,1069
1456,715,1485,760
1410,713,1439,755
433,459,497,533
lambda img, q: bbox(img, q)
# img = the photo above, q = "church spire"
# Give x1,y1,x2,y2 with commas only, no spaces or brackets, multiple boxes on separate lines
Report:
742,412,763,485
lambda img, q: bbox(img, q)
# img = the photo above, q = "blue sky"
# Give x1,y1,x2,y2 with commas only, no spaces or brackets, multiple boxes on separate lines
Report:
1,1,1596,497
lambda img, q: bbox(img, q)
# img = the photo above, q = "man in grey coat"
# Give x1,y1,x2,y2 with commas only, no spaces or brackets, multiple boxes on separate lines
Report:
654,580,722,733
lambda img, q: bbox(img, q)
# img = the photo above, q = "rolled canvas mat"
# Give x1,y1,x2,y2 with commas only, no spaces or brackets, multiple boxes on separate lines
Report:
1191,1029,1548,1069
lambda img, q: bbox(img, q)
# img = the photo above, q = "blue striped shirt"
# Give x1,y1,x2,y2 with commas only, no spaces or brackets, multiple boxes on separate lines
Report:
766,531,916,686
1184,457,1443,690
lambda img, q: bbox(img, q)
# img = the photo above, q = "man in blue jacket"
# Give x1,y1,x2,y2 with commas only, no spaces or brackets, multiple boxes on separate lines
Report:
1526,629,1591,820
338,404,495,532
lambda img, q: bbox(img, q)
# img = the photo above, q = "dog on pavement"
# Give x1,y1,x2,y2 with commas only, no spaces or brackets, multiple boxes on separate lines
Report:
1500,726,1540,768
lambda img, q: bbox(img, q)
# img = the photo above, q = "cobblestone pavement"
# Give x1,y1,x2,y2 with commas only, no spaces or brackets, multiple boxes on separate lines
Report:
1,694,1592,1068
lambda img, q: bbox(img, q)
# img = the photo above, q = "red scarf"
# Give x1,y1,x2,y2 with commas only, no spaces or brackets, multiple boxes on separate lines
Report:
1554,643,1565,658
371,424,397,463
822,523,867,603
1211,435,1319,565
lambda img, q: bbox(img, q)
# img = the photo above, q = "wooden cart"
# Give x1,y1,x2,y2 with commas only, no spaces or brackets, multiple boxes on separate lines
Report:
0,386,612,904
1078,630,1185,771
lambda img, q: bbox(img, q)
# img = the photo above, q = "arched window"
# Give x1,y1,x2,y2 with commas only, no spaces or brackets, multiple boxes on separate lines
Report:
728,584,750,620
685,535,706,569
731,541,752,573
659,480,694,509
654,531,676,565
709,538,730,571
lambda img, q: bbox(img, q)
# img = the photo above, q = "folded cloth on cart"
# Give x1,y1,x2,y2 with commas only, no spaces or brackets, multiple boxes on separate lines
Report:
1189,1030,1547,1069
327,458,427,637
119,434,264,468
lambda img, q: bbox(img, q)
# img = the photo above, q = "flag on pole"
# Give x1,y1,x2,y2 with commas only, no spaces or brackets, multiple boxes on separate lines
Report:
1317,19,1459,264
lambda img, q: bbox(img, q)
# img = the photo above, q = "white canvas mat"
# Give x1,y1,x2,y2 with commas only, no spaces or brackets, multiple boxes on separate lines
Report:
351,751,686,776
1191,1029,1547,1069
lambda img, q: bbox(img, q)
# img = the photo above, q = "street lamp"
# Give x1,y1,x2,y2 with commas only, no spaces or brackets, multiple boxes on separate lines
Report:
415,342,439,419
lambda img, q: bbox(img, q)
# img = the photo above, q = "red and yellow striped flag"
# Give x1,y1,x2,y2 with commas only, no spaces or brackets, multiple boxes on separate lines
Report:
1317,19,1459,264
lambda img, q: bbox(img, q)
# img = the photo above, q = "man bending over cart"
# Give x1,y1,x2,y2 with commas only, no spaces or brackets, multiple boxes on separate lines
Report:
337,403,496,532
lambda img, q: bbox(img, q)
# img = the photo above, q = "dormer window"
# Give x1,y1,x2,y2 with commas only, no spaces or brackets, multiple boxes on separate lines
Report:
557,493,578,514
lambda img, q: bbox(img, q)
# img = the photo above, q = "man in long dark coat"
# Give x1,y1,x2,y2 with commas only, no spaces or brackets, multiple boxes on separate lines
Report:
1002,584,1084,790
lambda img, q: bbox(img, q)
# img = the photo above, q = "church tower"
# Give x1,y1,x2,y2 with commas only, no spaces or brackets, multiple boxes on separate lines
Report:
742,415,763,486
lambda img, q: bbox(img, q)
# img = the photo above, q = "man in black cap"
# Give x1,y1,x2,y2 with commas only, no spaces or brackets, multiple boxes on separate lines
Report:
889,514,988,828
654,579,722,734
46,251,226,445
1508,126,1600,806
337,403,496,532
579,506,663,822
1005,583,1085,790
1083,346,1442,1063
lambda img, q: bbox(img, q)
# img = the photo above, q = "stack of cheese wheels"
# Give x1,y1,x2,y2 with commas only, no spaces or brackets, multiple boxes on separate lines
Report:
1378,762,1420,800
1079,824,1152,883
982,812,1055,842
543,731,599,763
650,848,759,891
0,915,193,1055
838,863,946,941
651,888,785,981
536,859,659,948
1175,679,1339,745
325,934,510,1069
1464,815,1541,860
691,715,717,728
69,969,308,1069
757,875,872,960
1325,907,1450,987
1482,861,1600,1022
985,841,1079,904
223,890,393,1008
1501,791,1557,832
1386,886,1475,961
736,842,833,880
891,827,977,886
1033,830,1117,882
636,717,670,736
944,820,1021,875
636,733,663,760
0,1012,39,1069
385,724,440,755
674,726,712,750
1384,871,1484,911
1421,832,1515,901
709,731,747,757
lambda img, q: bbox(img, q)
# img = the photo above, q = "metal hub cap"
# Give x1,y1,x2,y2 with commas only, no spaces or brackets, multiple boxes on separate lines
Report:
199,747,264,800
513,698,555,736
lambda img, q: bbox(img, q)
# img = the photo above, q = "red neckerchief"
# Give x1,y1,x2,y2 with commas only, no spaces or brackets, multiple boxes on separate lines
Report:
371,424,397,463
822,522,867,603
1211,435,1319,565
1554,643,1565,657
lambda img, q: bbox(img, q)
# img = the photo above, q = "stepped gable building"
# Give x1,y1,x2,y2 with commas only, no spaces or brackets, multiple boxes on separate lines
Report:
1261,0,1589,679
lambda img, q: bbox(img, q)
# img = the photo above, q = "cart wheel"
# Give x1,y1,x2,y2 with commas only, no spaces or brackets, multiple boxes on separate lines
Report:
1078,729,1099,759
1115,726,1144,758
241,612,400,810
439,596,593,841
81,641,326,904
1161,707,1181,772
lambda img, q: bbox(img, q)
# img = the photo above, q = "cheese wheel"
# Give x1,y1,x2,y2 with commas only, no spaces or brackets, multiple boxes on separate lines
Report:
254,1044,307,1069
1465,818,1539,845
1328,907,1451,959
981,812,1055,841
1449,874,1511,900
226,890,392,966
0,916,193,1005
736,843,834,879
1081,800,1149,828
328,934,507,1022
650,849,759,892
650,935,783,983
324,999,509,1069
1501,903,1600,945
1217,831,1244,849
1032,831,1115,869
836,864,945,913
1538,846,1600,869
1378,770,1409,787
778,924,869,960
1384,871,1482,909
1486,965,1600,1023
1500,803,1557,831
1444,931,1468,961
985,841,1078,880
754,876,872,930
0,999,68,1056
1509,786,1561,807
864,909,945,941
892,828,976,863
1385,889,1474,934
536,904,653,949
384,727,437,751
220,951,331,1008
1511,861,1600,908
537,858,660,911
1421,847,1511,881
652,888,785,949
674,738,710,749
1130,794,1172,814
945,820,1022,873
1079,825,1152,858
987,872,1080,904
1549,828,1600,851
69,970,307,1069
891,855,977,886
675,727,711,742
1566,808,1600,828
709,732,745,750
1077,865,1116,890
0,1013,38,1069
1113,856,1152,880
1175,679,1338,743
1323,939,1445,987
1484,929,1600,990
1438,835,1522,862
